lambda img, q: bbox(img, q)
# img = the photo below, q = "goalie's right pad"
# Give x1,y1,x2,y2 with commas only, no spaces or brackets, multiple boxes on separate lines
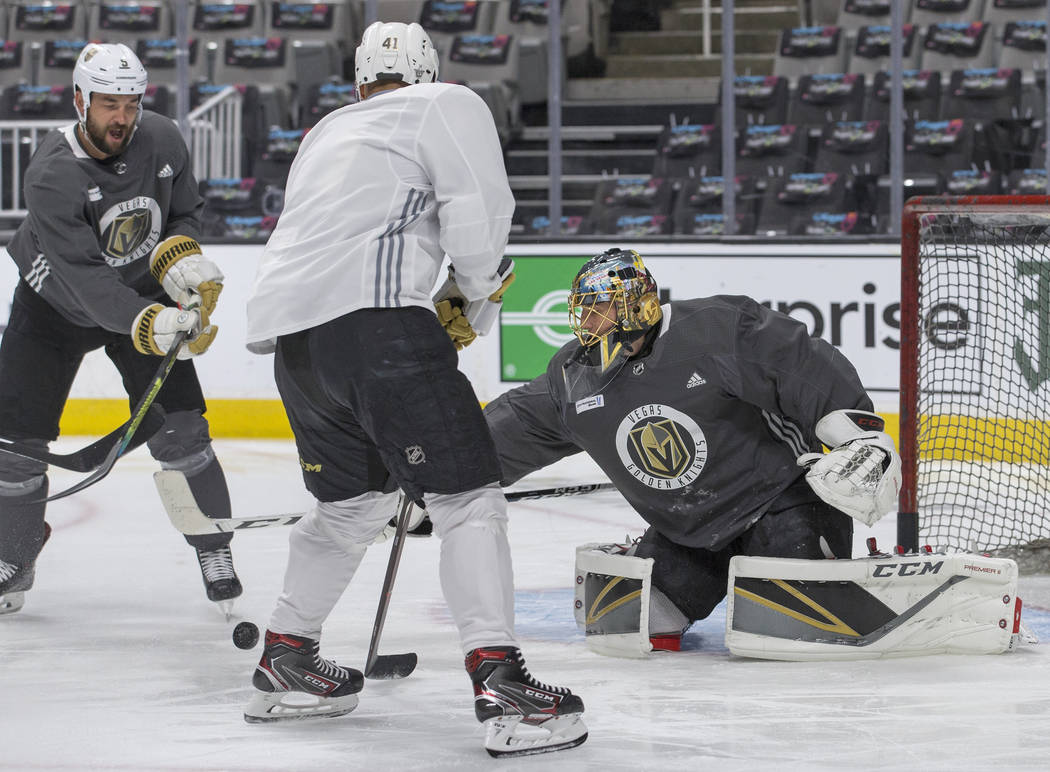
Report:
573,542,689,658
574,543,654,658
726,552,1029,661
797,409,902,526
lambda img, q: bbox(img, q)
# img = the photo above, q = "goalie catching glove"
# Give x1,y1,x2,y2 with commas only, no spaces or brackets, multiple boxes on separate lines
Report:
797,409,902,527
149,235,224,314
132,304,217,359
433,258,515,350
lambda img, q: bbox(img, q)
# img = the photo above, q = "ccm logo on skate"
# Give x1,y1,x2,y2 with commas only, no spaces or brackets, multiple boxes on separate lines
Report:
524,688,555,702
303,674,335,691
872,561,943,577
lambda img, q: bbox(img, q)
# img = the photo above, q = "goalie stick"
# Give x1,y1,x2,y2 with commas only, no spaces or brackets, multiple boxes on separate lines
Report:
0,406,165,472
364,494,418,680
154,474,619,535
44,330,189,502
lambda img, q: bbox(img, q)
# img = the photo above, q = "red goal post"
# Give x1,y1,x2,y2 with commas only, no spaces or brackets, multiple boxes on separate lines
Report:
899,195,1050,568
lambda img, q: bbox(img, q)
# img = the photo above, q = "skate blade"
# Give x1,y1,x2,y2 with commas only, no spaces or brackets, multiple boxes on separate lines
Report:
215,600,235,622
0,591,26,615
243,690,359,723
484,713,588,758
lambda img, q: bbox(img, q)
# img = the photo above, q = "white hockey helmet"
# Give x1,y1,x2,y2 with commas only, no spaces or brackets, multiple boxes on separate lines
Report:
354,21,439,88
73,43,148,122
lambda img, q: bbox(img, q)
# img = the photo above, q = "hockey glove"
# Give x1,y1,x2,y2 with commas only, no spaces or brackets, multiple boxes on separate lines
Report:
435,298,478,350
432,258,516,350
797,409,902,527
132,304,218,360
149,235,224,315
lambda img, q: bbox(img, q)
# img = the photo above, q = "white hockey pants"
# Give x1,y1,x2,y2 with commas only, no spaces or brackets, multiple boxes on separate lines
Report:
268,483,516,653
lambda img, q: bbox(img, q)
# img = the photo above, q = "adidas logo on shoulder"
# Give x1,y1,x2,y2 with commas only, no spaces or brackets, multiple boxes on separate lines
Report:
157,163,173,178
686,372,706,389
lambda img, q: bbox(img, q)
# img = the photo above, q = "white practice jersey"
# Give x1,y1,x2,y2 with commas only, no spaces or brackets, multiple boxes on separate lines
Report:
245,82,514,352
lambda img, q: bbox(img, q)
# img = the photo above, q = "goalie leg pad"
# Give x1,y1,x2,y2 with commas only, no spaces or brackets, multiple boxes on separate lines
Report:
574,544,655,658
726,552,1023,661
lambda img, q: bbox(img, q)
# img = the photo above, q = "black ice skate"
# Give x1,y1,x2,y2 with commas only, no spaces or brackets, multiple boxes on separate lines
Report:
0,523,50,615
0,557,33,615
466,646,588,758
195,545,242,618
244,631,364,723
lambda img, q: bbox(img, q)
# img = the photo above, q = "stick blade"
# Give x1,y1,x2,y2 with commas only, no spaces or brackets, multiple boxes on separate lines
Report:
365,652,418,680
154,470,221,535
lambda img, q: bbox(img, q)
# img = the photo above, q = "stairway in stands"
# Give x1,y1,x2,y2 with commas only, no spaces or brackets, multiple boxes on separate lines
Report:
507,0,803,235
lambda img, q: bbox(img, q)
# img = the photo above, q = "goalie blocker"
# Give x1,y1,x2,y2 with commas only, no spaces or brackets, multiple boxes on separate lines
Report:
726,551,1033,661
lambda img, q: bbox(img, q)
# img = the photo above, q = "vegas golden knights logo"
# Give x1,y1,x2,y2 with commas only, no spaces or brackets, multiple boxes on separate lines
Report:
616,404,708,490
627,420,690,479
105,210,152,261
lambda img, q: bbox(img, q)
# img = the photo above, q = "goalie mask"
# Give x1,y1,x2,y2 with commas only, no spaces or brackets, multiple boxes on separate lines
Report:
355,21,440,88
562,249,662,404
568,248,661,366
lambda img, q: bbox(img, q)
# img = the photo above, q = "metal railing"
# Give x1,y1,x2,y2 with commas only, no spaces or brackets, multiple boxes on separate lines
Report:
187,86,243,182
0,120,68,217
0,87,243,222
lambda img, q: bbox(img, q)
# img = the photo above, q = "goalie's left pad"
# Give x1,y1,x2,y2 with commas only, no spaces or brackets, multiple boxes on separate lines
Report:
149,235,225,314
573,542,689,658
725,552,1030,661
433,258,515,349
797,409,902,527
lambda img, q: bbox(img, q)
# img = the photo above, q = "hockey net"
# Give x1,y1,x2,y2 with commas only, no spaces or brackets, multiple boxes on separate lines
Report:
900,196,1050,573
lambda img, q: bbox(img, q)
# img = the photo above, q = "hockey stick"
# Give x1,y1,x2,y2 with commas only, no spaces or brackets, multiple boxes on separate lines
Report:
0,406,165,472
154,474,619,535
504,481,616,501
364,494,418,680
44,330,189,502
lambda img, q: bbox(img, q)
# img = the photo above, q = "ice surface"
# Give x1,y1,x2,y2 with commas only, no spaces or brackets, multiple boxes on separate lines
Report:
2,440,1048,771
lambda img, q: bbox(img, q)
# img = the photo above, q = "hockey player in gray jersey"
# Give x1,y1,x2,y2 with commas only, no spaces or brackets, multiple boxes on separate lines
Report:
0,44,242,616
485,248,902,652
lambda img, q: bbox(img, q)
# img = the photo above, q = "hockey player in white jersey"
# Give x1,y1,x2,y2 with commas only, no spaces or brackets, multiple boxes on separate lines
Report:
242,21,586,757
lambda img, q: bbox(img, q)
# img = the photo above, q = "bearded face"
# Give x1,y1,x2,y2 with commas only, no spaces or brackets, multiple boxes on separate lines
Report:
79,92,141,156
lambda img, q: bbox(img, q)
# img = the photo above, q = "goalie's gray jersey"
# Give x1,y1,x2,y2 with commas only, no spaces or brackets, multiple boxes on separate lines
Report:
485,296,873,550
5,111,203,333
246,82,514,352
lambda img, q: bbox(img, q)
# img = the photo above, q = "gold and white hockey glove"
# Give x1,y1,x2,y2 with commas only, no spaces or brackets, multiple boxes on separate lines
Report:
433,259,515,350
434,298,477,350
797,409,902,527
149,235,224,315
132,304,218,359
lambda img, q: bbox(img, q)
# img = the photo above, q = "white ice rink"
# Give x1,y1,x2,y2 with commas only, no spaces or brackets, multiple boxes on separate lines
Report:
2,439,1048,771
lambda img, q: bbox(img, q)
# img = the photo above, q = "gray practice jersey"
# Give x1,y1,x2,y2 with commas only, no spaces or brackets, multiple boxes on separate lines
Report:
6,110,204,333
485,296,873,550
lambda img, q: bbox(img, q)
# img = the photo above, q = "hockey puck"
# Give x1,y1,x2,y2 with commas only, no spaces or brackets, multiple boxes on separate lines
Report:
233,621,260,650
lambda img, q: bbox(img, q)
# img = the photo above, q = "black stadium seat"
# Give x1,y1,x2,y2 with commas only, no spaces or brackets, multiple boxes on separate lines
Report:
920,20,994,72
652,122,721,177
773,25,847,78
755,170,853,237
789,72,866,125
940,68,1022,122
867,69,942,121
813,119,889,176
736,123,809,177
717,75,789,127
